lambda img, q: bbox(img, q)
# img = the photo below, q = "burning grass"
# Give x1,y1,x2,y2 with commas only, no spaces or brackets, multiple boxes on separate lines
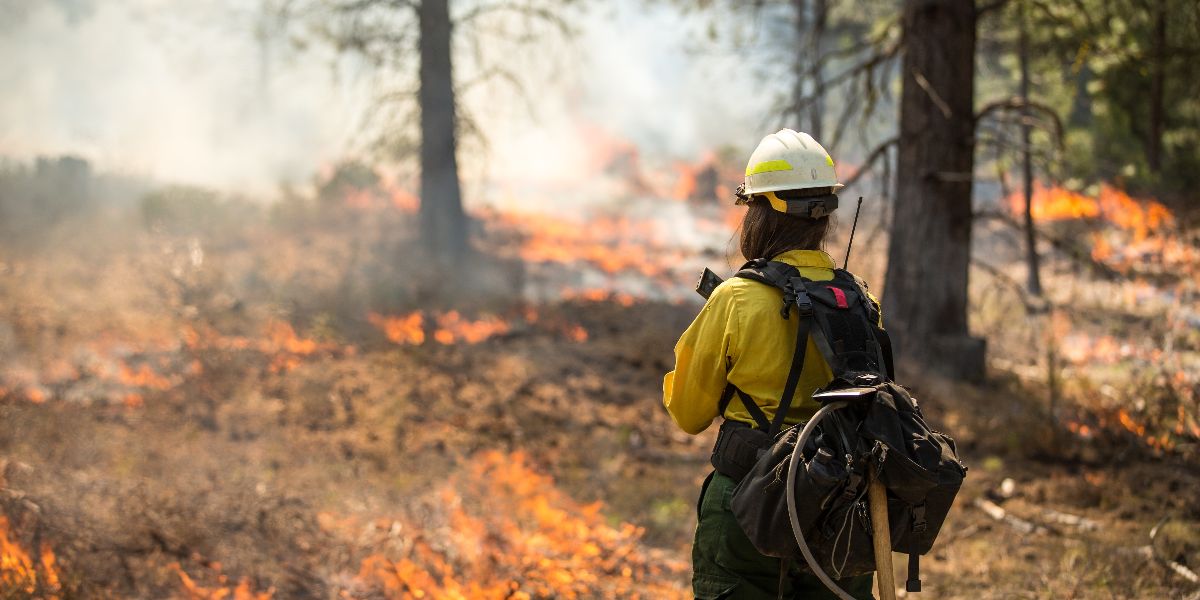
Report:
977,181,1200,458
172,562,274,600
0,516,62,599
1,165,1198,598
349,451,688,599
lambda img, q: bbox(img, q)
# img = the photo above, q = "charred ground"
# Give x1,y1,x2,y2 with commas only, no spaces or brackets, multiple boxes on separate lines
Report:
0,172,1198,599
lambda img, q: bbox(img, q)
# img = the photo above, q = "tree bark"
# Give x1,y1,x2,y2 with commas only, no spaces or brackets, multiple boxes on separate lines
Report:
1146,0,1167,173
419,0,469,265
792,0,827,140
883,0,985,381
1019,0,1042,296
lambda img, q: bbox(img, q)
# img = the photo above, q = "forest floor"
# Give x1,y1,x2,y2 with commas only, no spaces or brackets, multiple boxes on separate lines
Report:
1,206,1198,599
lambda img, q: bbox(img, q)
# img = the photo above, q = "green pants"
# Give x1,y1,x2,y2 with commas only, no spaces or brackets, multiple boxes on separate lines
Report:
692,471,875,600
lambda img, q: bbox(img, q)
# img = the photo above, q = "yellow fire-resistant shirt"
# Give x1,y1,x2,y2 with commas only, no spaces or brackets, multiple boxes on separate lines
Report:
663,249,880,435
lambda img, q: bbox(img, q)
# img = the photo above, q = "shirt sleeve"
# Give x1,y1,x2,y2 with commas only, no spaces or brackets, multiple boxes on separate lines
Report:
662,283,740,435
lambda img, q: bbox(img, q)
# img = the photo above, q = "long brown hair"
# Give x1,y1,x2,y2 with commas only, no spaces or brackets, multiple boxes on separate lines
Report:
738,197,834,260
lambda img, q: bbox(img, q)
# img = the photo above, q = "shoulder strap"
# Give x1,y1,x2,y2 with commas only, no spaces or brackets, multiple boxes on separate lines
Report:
719,384,771,430
727,259,817,436
735,259,807,319
877,327,896,381
769,313,812,436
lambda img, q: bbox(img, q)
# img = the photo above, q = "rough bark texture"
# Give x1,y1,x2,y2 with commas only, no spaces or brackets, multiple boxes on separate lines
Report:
419,0,469,266
883,0,985,381
792,0,827,140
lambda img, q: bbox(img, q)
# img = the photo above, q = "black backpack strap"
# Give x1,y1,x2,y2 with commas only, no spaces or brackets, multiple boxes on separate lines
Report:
769,306,812,436
735,259,804,319
720,384,771,430
906,553,922,592
877,327,896,381
731,259,819,435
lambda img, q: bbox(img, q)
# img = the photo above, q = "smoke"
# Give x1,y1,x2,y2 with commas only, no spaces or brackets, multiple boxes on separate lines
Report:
0,0,769,199
0,0,369,192
474,1,770,212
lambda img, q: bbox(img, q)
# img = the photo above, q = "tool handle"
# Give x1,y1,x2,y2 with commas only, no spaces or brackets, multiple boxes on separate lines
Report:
868,466,898,600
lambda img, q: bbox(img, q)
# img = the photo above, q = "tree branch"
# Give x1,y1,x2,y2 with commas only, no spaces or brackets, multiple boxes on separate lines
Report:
841,136,898,190
974,210,1122,280
793,39,903,115
975,97,1066,147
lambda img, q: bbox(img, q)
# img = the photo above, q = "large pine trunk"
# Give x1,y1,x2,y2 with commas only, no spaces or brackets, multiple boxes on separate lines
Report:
883,0,985,381
418,0,469,266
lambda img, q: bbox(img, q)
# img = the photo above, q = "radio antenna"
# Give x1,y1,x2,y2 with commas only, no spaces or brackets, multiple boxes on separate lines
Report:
843,197,863,270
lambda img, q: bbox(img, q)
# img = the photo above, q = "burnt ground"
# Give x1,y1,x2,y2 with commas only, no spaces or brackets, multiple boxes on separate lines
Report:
0,217,1198,599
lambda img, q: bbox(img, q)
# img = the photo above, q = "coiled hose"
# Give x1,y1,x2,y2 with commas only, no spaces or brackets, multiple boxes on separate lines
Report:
784,399,858,600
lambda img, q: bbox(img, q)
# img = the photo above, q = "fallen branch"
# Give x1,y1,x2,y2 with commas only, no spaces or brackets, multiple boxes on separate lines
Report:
1150,517,1200,585
972,497,1049,535
1038,508,1099,532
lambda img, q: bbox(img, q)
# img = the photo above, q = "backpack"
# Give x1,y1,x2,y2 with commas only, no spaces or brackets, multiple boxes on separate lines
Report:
707,258,967,594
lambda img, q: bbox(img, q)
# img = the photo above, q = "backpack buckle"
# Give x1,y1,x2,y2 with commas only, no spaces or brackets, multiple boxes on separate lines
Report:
790,278,813,317
912,503,928,533
842,470,864,500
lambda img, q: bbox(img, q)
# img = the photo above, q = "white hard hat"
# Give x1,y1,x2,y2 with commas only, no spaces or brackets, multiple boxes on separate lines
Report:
742,129,843,196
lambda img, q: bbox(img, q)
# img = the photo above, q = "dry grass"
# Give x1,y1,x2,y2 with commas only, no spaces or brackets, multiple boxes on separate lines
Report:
0,194,1197,599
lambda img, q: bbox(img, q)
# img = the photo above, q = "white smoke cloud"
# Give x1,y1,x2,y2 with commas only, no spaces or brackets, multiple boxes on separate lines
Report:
0,0,370,192
0,0,769,198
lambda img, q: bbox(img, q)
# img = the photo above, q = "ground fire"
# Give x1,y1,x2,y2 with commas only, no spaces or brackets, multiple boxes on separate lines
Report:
4,2,1200,594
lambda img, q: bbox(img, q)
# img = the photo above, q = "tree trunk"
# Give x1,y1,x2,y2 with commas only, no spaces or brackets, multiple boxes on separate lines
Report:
792,0,827,140
1146,0,1166,173
883,0,985,381
1019,0,1042,297
419,0,469,265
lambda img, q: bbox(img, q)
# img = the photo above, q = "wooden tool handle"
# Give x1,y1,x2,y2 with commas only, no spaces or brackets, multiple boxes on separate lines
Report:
868,465,898,600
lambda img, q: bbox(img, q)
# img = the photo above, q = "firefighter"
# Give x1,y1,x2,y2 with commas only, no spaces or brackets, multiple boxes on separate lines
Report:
664,129,875,599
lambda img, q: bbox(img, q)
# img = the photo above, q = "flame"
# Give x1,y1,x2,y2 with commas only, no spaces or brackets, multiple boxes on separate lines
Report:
1011,183,1100,222
184,321,343,374
117,362,174,390
565,324,589,343
561,288,637,307
369,312,425,345
1009,183,1196,273
1064,407,1183,452
0,516,62,599
483,209,685,279
433,311,511,345
1010,180,1178,236
171,562,274,600
1065,420,1093,438
24,387,47,404
352,451,687,599
369,311,511,346
1116,408,1146,437
672,162,699,201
